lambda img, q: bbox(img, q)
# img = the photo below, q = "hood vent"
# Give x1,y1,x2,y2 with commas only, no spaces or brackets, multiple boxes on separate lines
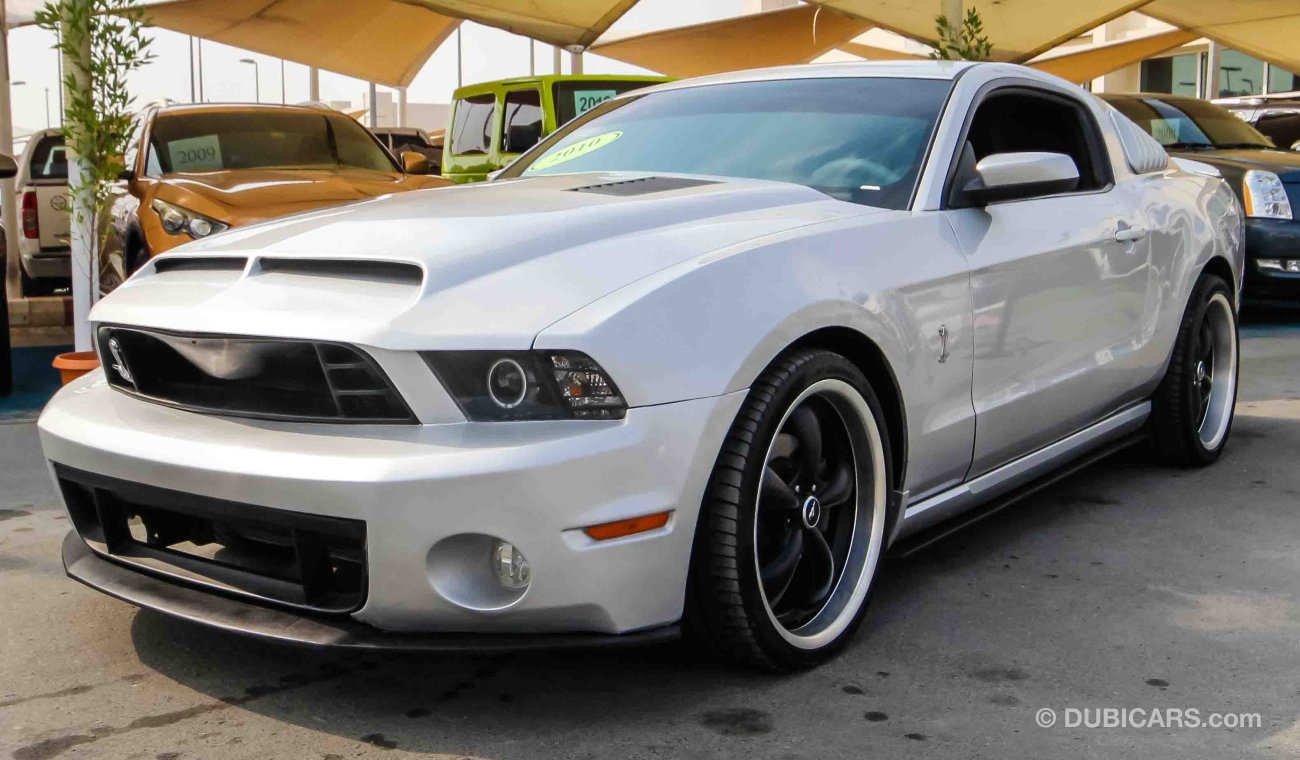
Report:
154,257,248,274
258,258,423,286
569,176,718,197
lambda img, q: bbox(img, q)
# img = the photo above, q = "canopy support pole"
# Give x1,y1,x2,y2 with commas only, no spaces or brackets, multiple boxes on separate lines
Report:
1205,41,1222,99
568,46,583,75
66,20,93,351
368,82,378,127
308,66,319,101
553,45,561,74
398,87,407,127
0,5,14,396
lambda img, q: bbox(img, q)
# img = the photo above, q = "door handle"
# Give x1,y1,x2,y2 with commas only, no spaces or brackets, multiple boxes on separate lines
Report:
1114,225,1147,244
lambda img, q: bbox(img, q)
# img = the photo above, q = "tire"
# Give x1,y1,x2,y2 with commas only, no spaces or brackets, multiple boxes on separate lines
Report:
1151,272,1239,466
688,348,894,670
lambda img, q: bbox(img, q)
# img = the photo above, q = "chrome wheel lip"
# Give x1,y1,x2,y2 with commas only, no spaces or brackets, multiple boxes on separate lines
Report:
753,378,887,651
1196,293,1237,450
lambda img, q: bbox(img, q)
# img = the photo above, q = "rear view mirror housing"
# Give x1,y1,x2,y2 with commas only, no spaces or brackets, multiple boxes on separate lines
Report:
951,147,1080,207
401,151,433,175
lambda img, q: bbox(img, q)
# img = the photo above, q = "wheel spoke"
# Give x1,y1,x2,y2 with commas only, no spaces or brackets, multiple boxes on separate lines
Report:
818,461,853,508
803,526,836,611
787,405,823,483
760,466,799,512
760,527,803,605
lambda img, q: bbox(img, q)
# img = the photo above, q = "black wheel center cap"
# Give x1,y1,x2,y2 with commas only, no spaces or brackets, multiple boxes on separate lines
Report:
801,495,822,529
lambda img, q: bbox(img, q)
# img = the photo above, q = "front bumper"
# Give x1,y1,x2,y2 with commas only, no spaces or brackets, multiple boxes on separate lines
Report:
61,532,680,651
1244,218,1300,304
39,370,745,637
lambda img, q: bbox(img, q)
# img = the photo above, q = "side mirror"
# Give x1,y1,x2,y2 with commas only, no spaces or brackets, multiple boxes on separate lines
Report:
118,168,135,182
0,154,17,180
957,151,1080,206
1291,140,1300,152
402,151,433,175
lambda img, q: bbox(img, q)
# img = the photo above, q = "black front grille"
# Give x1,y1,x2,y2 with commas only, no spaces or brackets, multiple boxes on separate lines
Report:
57,465,367,615
97,325,415,424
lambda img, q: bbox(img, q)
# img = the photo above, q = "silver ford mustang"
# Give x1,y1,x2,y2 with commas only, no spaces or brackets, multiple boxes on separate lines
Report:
40,61,1243,670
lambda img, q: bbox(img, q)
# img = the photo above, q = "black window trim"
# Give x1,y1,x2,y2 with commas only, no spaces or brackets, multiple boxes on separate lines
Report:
940,79,1116,210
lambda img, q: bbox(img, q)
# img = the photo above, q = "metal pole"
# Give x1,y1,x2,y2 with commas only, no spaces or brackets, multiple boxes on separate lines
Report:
44,88,49,129
553,45,561,75
569,48,583,75
65,19,94,350
188,36,195,102
0,4,14,395
197,38,204,101
280,58,285,103
0,14,20,306
368,81,378,127
1205,41,1222,100
398,87,407,127
308,66,320,101
529,39,535,76
254,62,259,102
55,26,63,118
456,27,462,88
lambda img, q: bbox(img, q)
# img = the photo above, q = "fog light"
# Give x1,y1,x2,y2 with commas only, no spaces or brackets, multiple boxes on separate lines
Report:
491,540,530,590
1289,260,1300,273
1258,259,1283,271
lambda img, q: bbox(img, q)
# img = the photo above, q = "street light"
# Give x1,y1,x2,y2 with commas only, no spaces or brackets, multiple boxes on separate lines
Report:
239,58,260,103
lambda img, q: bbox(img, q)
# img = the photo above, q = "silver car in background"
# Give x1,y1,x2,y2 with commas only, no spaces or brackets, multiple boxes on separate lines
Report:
40,62,1243,670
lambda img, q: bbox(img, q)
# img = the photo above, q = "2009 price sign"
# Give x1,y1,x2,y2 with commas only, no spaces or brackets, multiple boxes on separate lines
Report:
167,134,224,172
573,89,618,115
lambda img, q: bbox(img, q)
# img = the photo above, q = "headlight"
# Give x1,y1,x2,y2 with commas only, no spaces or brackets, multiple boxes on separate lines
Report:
151,198,229,239
1242,170,1293,220
423,350,627,421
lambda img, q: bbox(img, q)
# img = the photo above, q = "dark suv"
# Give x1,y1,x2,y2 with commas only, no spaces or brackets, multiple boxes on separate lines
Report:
1103,93,1300,306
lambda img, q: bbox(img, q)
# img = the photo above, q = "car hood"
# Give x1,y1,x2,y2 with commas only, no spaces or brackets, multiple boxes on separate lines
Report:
1170,147,1300,181
153,168,448,225
96,172,878,349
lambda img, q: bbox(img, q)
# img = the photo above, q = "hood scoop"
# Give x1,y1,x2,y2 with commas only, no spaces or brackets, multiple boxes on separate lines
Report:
568,176,719,197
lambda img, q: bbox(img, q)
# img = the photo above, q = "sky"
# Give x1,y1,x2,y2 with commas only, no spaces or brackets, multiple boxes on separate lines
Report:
3,0,747,133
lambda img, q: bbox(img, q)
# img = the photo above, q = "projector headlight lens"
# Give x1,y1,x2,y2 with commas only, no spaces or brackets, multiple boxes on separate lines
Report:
1242,170,1293,220
423,350,627,420
151,199,229,239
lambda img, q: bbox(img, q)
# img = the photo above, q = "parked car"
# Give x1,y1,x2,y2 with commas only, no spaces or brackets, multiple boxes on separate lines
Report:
13,128,71,294
372,126,443,174
442,74,670,183
1103,93,1298,306
42,62,1242,670
103,102,451,291
1217,97,1300,151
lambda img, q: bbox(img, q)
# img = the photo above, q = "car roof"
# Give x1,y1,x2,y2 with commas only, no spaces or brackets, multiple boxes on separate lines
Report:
154,102,336,116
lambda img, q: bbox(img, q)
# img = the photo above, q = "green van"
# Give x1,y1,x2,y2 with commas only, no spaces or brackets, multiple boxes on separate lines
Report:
441,74,672,184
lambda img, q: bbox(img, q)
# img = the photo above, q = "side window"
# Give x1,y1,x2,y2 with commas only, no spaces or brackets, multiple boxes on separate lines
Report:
501,89,542,154
449,94,496,155
963,89,1110,193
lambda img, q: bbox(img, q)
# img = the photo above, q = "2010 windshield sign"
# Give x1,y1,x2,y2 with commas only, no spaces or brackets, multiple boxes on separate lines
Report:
526,131,623,173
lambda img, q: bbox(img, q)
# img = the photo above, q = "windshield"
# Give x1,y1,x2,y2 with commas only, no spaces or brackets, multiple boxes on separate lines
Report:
147,110,399,174
1108,96,1274,149
505,77,952,209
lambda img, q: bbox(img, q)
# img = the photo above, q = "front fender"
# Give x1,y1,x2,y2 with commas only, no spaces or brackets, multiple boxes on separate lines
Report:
536,211,978,497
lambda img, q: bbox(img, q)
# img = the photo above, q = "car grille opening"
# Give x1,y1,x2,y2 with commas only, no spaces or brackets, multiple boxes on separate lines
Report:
97,326,415,424
57,465,367,615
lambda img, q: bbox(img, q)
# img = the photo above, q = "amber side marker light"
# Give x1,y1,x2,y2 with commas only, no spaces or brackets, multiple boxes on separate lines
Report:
583,511,672,541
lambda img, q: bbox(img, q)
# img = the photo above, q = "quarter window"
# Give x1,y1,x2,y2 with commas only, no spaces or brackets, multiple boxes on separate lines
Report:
501,89,543,154
450,94,496,155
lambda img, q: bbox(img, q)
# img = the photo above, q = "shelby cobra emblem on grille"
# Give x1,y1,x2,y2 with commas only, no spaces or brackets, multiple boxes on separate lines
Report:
107,337,134,384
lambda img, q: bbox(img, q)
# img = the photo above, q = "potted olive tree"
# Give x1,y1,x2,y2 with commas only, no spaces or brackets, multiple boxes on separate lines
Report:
36,0,152,383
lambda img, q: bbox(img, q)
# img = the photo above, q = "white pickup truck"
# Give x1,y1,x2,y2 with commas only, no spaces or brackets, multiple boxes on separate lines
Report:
14,128,71,294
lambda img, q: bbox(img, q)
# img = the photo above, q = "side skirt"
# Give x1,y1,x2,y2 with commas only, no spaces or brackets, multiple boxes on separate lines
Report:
890,402,1151,557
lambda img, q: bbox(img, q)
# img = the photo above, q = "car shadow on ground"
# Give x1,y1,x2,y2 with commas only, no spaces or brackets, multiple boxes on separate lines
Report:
122,326,1300,756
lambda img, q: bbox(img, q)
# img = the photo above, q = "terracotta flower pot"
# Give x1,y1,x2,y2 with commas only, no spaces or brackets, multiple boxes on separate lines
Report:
52,351,100,386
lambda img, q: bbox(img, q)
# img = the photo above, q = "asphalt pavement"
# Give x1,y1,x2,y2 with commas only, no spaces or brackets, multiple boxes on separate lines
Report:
2,317,1300,760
